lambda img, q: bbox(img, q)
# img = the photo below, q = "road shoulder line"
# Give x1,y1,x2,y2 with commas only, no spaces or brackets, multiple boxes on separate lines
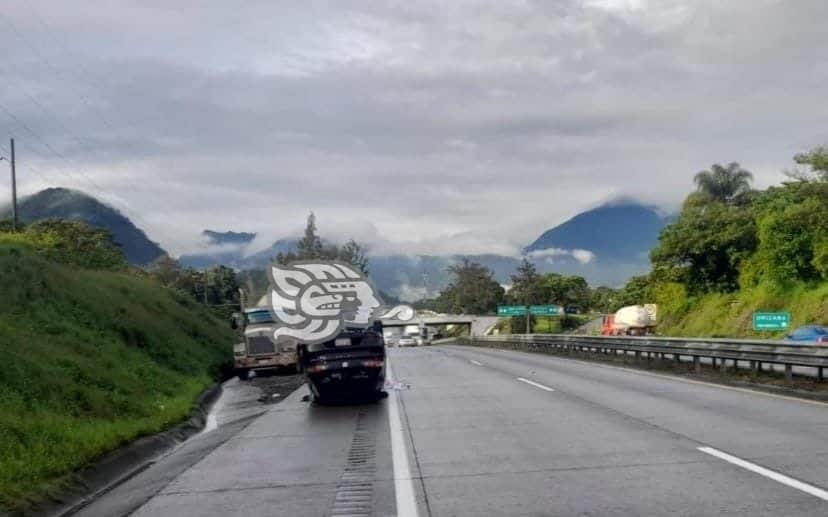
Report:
386,359,421,517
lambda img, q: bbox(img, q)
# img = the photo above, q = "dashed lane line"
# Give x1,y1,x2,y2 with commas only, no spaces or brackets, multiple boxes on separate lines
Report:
516,377,555,392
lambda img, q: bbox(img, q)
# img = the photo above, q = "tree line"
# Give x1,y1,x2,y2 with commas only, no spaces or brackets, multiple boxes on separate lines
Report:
621,146,827,317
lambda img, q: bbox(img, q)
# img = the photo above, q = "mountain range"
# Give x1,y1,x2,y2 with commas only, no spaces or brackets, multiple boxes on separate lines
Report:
5,188,672,297
180,201,671,295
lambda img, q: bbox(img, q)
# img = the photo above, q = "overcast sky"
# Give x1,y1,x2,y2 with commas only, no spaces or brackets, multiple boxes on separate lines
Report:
0,0,826,257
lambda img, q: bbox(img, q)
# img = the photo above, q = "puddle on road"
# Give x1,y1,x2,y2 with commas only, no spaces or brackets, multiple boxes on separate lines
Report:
201,374,303,435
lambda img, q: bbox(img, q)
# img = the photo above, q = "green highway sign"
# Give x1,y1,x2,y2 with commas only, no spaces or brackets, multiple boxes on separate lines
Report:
753,312,791,331
529,305,561,316
498,305,527,316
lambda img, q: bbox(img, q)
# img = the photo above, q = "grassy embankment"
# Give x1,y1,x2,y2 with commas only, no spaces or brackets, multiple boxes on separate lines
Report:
656,282,828,338
0,239,233,512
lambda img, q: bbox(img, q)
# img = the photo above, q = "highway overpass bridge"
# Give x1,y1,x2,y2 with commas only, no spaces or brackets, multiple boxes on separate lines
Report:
380,314,500,336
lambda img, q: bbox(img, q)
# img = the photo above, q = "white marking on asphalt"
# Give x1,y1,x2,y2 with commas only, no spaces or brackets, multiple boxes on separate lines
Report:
698,446,828,501
470,360,483,366
478,348,828,408
516,377,555,392
386,357,421,517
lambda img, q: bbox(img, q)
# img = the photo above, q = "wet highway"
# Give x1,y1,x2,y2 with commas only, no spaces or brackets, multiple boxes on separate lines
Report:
74,345,828,516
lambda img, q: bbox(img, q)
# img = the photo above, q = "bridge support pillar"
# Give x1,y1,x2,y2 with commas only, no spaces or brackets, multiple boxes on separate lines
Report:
750,361,758,378
720,358,727,374
818,366,824,382
785,364,793,382
693,356,701,374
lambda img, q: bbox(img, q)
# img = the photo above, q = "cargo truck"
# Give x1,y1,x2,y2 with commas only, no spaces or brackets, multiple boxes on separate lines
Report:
601,304,658,336
231,306,298,380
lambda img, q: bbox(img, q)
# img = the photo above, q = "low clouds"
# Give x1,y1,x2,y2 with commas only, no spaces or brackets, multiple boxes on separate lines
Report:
528,248,597,265
0,1,825,256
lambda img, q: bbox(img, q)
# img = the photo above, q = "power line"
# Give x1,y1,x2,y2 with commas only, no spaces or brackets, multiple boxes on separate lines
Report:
0,109,175,253
0,10,199,256
0,100,106,192
0,10,184,241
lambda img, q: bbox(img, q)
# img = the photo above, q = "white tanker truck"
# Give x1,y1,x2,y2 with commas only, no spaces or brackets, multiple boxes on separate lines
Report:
601,304,658,336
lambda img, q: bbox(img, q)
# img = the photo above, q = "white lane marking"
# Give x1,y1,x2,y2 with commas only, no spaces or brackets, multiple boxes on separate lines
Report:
698,446,828,501
516,377,555,392
475,347,828,408
470,360,483,366
386,357,421,517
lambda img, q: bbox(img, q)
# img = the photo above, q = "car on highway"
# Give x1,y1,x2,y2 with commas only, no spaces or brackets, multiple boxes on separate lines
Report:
384,332,398,347
785,325,828,344
297,323,387,403
397,334,419,347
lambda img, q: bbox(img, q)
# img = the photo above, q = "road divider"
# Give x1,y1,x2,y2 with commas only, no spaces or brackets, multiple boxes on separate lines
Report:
698,446,828,501
517,377,555,392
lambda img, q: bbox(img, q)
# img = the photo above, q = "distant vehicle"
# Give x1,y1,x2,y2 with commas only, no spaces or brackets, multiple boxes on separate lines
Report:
231,307,298,380
398,334,418,347
564,305,580,314
602,304,658,336
297,323,387,403
785,325,828,344
384,333,398,347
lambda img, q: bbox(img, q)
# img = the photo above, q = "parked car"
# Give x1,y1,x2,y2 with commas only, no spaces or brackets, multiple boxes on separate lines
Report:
397,334,418,347
297,324,387,403
785,325,828,344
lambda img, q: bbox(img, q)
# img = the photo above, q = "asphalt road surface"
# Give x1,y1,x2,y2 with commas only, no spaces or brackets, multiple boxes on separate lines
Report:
75,345,828,516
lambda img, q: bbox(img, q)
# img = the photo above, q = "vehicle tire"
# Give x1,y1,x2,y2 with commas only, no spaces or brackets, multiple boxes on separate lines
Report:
237,368,250,381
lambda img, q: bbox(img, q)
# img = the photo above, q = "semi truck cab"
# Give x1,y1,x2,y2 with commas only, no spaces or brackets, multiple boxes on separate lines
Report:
231,307,298,379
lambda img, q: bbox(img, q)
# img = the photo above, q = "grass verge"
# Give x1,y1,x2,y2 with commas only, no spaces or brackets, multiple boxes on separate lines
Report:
0,243,233,513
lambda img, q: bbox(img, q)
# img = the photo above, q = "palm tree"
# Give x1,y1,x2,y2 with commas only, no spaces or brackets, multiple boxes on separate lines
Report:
693,162,754,204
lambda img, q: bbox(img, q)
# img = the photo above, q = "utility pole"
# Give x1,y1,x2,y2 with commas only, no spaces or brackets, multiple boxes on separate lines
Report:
2,138,18,232
525,287,532,335
525,302,531,335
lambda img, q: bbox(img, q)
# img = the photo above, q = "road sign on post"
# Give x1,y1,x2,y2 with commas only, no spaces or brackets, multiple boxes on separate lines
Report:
753,312,791,331
497,305,527,316
529,305,561,316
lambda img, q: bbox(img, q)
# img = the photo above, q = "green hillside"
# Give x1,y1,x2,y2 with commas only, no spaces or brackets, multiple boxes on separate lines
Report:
3,187,166,265
0,236,233,512
615,152,828,338
655,283,828,338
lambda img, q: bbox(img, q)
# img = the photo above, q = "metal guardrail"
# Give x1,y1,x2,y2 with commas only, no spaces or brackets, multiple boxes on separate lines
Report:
454,334,828,381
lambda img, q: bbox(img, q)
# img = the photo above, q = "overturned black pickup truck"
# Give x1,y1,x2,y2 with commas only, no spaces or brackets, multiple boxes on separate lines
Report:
297,322,387,403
